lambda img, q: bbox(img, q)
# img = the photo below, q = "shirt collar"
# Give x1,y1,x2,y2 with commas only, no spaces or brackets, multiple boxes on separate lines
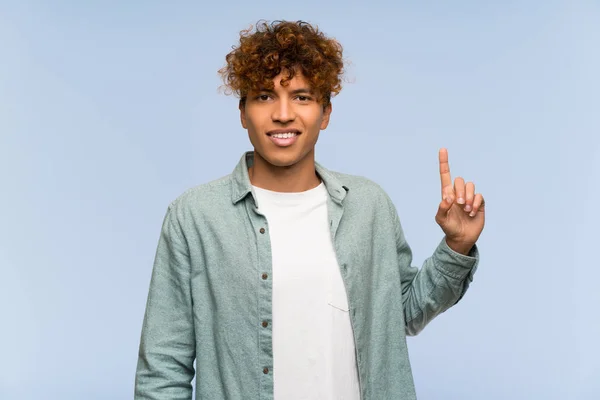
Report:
231,151,348,205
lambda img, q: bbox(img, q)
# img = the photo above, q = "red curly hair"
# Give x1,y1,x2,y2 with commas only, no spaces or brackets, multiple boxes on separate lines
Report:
219,20,344,107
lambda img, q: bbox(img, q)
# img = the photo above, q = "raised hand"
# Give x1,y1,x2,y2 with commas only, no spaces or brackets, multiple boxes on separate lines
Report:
435,148,485,255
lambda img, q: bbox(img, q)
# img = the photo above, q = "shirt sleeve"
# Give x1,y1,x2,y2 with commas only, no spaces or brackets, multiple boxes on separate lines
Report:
134,205,196,399
391,205,479,336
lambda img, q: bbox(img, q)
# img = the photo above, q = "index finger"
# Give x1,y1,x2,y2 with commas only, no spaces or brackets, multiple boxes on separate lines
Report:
439,148,452,196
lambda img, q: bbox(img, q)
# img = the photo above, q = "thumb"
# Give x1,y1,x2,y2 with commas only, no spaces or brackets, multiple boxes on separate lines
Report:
435,195,454,224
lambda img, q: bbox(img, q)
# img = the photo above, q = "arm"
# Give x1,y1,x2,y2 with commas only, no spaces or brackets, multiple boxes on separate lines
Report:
394,209,479,336
134,206,196,399
399,148,484,336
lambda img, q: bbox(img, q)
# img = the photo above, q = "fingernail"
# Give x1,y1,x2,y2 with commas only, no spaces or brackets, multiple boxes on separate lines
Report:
464,205,472,212
457,197,465,204
469,211,476,217
445,197,452,204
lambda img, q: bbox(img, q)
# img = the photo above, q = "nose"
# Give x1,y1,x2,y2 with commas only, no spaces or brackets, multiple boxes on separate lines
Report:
271,98,295,124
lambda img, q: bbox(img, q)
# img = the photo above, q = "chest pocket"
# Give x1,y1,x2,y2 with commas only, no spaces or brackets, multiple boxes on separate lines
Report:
327,262,350,312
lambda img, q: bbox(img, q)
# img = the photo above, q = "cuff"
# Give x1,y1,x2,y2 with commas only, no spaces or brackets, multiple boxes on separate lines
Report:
432,238,479,282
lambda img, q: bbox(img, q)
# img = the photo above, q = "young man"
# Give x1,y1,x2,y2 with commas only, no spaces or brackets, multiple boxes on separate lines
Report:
135,20,485,400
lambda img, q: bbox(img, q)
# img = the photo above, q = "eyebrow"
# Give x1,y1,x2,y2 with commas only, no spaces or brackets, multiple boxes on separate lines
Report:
290,88,313,95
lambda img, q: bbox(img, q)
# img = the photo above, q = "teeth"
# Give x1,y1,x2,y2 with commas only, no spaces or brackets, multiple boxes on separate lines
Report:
271,132,297,139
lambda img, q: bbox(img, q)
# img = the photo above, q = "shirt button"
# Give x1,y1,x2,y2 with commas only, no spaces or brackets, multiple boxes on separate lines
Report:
262,273,268,280
263,367,269,374
259,227,265,234
262,321,269,328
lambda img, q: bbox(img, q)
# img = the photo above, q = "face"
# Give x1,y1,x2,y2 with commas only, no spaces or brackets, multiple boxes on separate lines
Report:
240,70,332,169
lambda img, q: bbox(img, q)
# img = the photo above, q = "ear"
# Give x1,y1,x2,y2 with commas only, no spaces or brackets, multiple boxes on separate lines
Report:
320,103,332,130
239,101,247,129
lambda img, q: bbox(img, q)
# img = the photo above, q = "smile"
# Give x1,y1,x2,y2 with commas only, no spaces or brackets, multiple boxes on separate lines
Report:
267,131,301,147
270,132,298,139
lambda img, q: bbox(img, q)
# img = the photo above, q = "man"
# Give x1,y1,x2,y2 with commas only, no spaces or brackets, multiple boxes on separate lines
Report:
135,20,485,400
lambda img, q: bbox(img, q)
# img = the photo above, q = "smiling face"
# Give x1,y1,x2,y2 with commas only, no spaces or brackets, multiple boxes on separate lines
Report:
240,70,332,172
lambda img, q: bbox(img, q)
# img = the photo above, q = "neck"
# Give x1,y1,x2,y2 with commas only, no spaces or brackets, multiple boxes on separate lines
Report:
248,150,321,193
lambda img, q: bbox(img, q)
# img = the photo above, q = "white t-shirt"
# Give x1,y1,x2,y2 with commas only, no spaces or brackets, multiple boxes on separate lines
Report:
252,182,361,400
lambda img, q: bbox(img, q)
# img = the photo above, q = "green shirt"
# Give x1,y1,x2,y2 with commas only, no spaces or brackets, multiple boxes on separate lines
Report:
135,152,479,400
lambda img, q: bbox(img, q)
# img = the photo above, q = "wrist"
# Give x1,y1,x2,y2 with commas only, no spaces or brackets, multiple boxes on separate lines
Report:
445,237,475,256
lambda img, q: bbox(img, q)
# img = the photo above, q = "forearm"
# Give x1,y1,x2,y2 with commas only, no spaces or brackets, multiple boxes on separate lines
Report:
135,332,195,399
135,291,196,400
402,238,478,336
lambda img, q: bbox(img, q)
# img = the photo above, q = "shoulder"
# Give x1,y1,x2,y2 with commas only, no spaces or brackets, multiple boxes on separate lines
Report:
166,174,233,217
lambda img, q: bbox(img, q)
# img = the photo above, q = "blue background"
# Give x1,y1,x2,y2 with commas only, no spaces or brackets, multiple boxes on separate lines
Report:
1,1,598,398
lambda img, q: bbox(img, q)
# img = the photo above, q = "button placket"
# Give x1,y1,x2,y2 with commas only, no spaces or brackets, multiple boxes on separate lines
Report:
250,209,273,396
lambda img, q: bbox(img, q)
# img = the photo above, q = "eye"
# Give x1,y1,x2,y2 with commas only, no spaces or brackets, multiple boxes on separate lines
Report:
296,95,312,102
256,94,271,101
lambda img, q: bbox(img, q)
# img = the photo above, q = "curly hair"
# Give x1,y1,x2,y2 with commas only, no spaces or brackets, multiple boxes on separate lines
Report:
219,20,344,107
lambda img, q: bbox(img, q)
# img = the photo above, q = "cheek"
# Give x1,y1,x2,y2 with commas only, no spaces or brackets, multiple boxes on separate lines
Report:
243,115,257,132
243,108,266,132
244,119,264,148
302,110,324,130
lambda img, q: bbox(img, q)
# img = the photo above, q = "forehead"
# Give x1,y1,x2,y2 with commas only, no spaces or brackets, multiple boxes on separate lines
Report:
253,70,313,93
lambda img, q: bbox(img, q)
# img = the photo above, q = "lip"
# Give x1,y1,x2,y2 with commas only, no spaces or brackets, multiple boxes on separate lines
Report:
267,129,301,147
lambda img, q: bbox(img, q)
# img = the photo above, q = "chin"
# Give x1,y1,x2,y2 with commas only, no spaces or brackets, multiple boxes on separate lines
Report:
259,149,307,169
266,154,301,168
